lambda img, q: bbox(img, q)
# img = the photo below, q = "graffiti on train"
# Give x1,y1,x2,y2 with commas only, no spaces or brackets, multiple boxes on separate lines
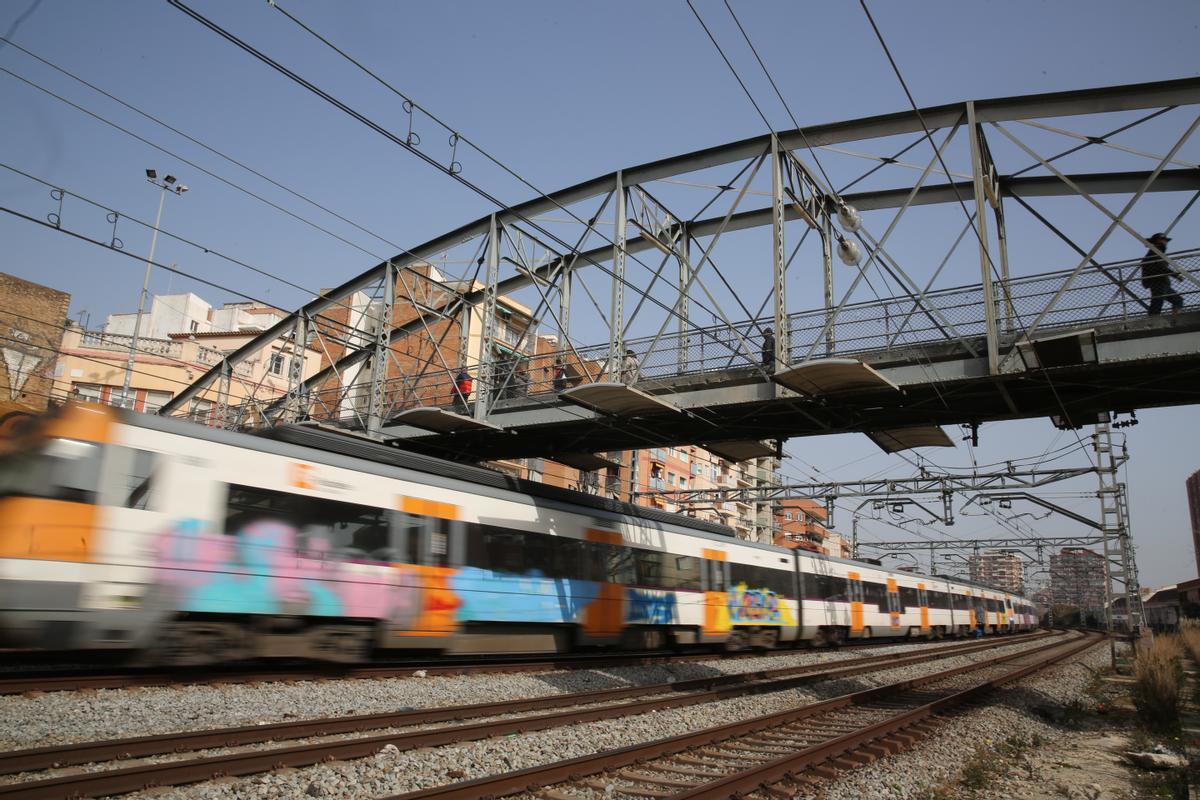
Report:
451,567,599,623
727,582,783,624
154,518,421,625
625,588,677,624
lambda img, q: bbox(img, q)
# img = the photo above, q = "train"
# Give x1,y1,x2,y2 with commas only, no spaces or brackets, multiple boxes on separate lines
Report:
0,403,1038,665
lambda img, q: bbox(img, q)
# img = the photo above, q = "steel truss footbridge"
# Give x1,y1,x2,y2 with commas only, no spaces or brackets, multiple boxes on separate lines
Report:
161,77,1200,467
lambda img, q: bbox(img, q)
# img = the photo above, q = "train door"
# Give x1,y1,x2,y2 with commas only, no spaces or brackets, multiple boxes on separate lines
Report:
917,583,930,636
791,550,804,645
885,578,901,632
701,548,730,642
965,590,976,632
846,571,865,636
946,581,957,633
391,498,462,643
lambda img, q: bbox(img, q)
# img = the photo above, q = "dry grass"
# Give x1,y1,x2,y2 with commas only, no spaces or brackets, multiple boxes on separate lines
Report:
1179,619,1200,663
1132,633,1184,731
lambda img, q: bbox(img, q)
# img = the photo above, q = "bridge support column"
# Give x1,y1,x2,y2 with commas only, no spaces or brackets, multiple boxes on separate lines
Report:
821,204,835,356
677,223,690,372
771,136,788,369
608,170,627,380
366,262,395,435
967,101,1000,374
216,358,231,430
283,314,308,424
475,214,501,421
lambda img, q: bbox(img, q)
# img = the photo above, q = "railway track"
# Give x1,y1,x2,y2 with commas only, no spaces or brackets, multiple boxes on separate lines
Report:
0,632,1055,799
0,633,1001,695
379,631,1102,800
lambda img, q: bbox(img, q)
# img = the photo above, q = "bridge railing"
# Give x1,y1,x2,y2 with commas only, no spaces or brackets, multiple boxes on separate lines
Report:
213,249,1200,429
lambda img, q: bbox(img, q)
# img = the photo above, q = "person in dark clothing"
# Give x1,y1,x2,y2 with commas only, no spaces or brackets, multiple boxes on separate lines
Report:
552,358,568,393
761,326,775,371
453,369,472,414
1140,232,1183,315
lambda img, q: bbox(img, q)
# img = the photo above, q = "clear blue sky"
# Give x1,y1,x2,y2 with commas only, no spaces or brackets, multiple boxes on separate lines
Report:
2,0,1198,589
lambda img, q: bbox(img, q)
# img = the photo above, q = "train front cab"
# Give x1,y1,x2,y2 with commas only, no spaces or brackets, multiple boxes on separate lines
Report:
0,404,168,652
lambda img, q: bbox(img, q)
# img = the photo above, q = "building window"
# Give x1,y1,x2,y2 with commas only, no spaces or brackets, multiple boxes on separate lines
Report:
268,353,285,375
142,390,173,414
784,511,792,520
189,320,199,333
71,383,103,403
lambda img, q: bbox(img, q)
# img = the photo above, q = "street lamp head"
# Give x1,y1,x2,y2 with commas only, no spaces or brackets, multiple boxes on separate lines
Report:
145,168,157,180
164,175,176,185
175,185,189,194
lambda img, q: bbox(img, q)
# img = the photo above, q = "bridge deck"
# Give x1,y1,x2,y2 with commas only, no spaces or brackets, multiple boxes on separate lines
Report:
354,251,1200,461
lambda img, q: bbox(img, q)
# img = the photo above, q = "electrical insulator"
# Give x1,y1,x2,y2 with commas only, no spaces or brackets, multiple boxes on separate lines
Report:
837,202,863,232
837,236,861,266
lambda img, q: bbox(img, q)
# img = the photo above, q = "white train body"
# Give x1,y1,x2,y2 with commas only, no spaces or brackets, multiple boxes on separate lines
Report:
0,405,1037,662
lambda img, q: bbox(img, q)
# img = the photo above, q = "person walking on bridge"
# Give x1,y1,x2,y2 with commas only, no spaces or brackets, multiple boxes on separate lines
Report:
761,326,776,373
621,349,641,385
1140,232,1183,315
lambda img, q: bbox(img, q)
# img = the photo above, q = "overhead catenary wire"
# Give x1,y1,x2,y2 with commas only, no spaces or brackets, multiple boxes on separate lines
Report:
168,0,742,353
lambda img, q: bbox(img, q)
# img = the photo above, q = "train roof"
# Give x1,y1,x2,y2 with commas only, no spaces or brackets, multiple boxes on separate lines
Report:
124,411,736,539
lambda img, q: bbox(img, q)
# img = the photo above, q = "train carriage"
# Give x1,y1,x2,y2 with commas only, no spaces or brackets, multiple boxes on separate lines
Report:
0,404,1037,664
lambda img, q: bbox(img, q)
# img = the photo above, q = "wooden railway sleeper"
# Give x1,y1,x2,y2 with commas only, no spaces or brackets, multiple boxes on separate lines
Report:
651,761,725,778
585,779,672,799
616,769,699,786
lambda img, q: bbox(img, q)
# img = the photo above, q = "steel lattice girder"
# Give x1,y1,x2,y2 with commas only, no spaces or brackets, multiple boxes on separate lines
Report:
160,76,1200,416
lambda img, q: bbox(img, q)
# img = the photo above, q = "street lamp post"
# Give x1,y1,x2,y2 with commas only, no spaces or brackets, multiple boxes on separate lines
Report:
119,170,187,409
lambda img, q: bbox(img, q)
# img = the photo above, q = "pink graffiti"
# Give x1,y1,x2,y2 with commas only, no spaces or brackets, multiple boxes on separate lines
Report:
155,518,420,625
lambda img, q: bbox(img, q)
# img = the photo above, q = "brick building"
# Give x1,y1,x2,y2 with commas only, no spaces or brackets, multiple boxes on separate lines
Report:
315,265,784,540
774,498,831,553
0,273,71,434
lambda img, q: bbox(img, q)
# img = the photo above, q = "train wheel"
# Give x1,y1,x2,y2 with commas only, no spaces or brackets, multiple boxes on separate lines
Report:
724,629,750,652
751,628,779,650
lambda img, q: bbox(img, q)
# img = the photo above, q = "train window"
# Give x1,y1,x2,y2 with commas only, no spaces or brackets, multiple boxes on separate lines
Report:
899,587,920,608
634,549,663,587
396,513,424,565
464,524,525,575
862,581,887,608
429,517,452,568
668,556,703,591
609,544,638,582
522,531,557,577
706,559,726,592
553,537,585,579
808,574,842,601
634,552,702,590
0,437,101,505
224,484,393,562
121,448,156,510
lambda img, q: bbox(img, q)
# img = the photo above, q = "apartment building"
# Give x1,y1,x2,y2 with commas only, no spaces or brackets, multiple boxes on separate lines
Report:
968,549,1025,594
52,292,322,424
1049,547,1107,617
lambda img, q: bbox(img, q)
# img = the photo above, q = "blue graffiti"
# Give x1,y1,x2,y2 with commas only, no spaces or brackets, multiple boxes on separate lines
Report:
626,588,677,624
451,567,600,623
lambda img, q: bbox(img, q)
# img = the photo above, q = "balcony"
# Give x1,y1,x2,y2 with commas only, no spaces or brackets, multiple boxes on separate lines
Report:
80,331,182,358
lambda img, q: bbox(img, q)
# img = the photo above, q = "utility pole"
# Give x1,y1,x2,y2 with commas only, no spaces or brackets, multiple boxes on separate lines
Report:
1093,420,1143,666
120,169,187,410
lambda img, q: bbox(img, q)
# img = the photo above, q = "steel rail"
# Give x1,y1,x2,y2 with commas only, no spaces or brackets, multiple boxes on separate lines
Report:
0,633,1047,777
670,632,1102,799
374,632,1098,800
0,634,1053,798
0,647,798,696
